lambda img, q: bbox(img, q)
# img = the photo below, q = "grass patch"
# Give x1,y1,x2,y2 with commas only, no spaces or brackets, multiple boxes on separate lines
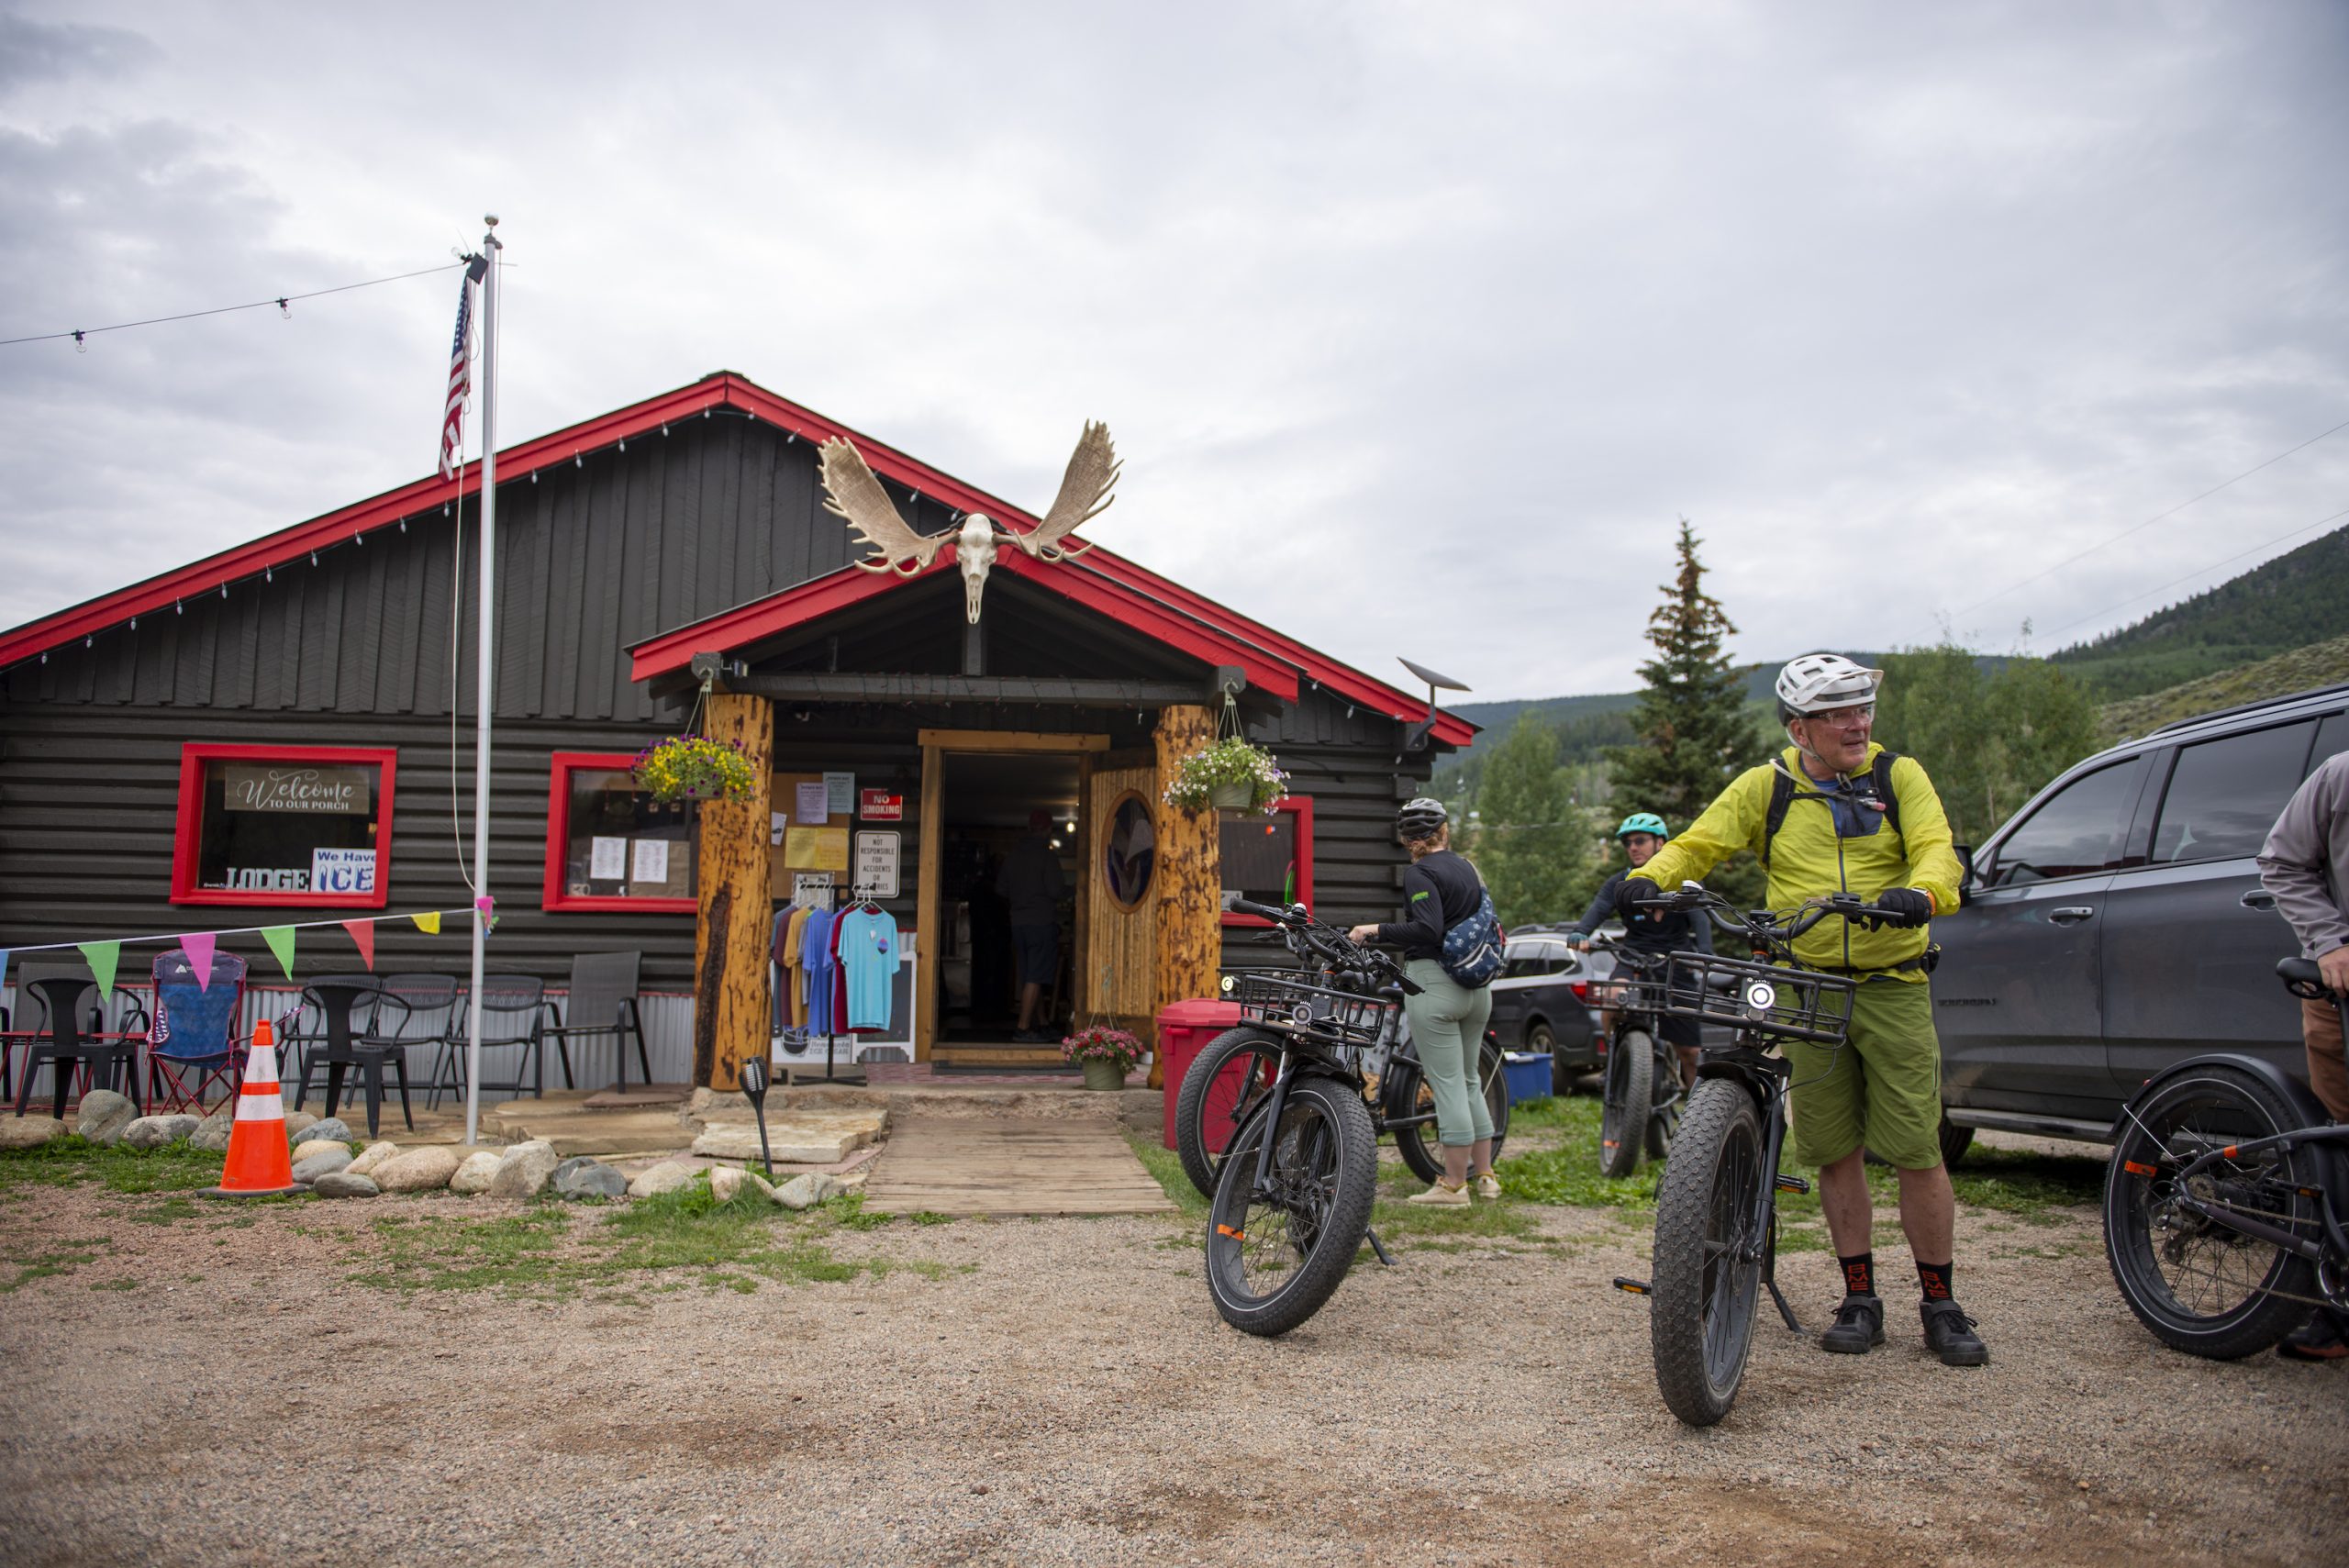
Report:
909,1211,955,1227
1493,1095,1662,1211
0,1138,225,1194
1946,1147,2103,1217
1125,1134,1210,1220
2,1241,108,1292
128,1195,202,1227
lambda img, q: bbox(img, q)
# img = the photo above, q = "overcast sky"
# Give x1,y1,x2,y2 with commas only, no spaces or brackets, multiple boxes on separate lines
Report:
2,1,2343,701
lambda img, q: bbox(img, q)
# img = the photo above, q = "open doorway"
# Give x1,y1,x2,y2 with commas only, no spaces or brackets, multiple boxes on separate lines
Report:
934,751,1083,1051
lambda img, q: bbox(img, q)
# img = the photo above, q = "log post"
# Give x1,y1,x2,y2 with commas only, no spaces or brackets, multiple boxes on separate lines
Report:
1152,704,1221,1090
692,693,775,1090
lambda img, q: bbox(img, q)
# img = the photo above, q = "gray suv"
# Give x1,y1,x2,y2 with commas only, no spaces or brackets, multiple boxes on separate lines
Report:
1932,684,2347,1153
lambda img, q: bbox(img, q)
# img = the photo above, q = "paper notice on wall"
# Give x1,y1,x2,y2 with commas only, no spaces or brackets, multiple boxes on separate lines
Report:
632,838,670,885
785,825,851,872
795,781,829,823
769,811,788,846
308,847,378,895
824,772,856,816
590,836,628,880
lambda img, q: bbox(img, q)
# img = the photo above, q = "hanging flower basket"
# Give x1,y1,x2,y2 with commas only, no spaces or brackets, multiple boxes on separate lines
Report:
1163,736,1287,816
630,735,758,805
1063,1026,1145,1089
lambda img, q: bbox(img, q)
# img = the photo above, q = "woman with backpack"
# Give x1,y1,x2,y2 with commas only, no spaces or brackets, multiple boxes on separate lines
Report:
1350,797,1503,1206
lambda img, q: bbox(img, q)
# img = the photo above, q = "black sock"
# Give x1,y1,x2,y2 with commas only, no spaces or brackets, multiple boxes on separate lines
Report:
1917,1260,1954,1302
1839,1252,1874,1297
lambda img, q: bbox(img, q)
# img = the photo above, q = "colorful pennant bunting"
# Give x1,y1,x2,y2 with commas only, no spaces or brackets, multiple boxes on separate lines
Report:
77,940,122,1002
182,929,217,991
260,925,298,981
411,911,441,935
342,918,376,971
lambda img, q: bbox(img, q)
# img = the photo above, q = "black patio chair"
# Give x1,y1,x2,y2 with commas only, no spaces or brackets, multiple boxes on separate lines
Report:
284,973,383,1110
11,967,144,1120
289,976,416,1139
540,951,652,1093
433,975,551,1100
367,973,462,1109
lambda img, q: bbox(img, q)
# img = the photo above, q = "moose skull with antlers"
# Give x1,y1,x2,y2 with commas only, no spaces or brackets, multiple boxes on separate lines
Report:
816,421,1120,624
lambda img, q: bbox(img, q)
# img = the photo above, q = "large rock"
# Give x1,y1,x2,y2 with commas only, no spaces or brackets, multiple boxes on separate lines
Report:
773,1173,828,1211
74,1090,139,1145
280,1110,319,1141
302,1118,355,1149
0,1116,67,1151
290,1138,350,1163
487,1140,560,1200
551,1157,628,1201
626,1161,696,1199
449,1150,503,1195
344,1140,400,1177
291,1148,354,1184
190,1110,235,1152
120,1114,201,1150
373,1146,462,1194
311,1172,381,1198
709,1165,751,1205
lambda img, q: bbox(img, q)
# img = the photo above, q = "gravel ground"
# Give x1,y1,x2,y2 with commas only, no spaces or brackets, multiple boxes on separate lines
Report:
0,1157,2342,1567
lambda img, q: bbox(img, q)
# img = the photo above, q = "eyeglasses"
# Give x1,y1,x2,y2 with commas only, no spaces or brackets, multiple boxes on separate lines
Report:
1802,705,1875,728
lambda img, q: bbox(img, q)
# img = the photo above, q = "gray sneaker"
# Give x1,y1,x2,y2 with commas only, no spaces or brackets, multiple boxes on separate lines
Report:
1920,1299,1987,1366
1820,1292,1885,1354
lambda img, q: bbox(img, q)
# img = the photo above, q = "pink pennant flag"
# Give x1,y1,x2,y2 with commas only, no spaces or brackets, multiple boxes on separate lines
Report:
342,918,377,971
183,929,217,991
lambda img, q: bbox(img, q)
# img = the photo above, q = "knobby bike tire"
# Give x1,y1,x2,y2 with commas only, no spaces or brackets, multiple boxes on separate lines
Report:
1393,1040,1512,1183
1174,1028,1286,1199
1649,1078,1767,1427
1599,1028,1653,1177
1644,1033,1684,1162
1204,1074,1379,1336
2104,1064,2321,1360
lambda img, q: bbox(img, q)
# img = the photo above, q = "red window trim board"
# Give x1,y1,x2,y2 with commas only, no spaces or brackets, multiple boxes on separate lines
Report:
1219,795,1314,928
542,751,697,913
170,742,397,908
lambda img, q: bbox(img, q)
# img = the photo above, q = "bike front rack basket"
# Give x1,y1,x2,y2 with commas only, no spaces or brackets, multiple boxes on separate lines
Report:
1660,951,1857,1045
1220,969,1397,1049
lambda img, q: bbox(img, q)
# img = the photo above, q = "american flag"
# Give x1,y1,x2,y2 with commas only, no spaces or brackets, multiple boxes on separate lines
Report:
437,266,477,480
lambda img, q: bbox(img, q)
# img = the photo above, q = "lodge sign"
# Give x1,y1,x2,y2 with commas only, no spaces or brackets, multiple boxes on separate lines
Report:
220,763,369,814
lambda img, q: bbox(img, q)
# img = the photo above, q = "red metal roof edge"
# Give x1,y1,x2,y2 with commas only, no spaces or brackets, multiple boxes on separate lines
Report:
2,371,1475,743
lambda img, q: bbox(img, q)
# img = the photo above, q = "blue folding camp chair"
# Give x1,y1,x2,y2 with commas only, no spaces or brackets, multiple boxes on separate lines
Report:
146,949,250,1114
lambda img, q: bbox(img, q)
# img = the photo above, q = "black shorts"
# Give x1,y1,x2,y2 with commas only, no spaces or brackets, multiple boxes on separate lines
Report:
1012,923,1059,987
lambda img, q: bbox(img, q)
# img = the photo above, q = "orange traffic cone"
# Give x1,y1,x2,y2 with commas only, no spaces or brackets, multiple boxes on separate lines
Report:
204,1018,302,1198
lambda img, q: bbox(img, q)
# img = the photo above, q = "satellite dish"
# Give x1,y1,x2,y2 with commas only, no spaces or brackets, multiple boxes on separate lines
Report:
1398,656,1471,693
1397,657,1471,754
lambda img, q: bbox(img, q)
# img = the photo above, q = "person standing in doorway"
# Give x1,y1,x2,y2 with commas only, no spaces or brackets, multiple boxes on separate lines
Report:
998,808,1066,1043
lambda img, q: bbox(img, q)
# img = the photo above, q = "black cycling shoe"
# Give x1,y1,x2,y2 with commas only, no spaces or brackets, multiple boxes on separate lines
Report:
1820,1293,1885,1354
1920,1299,1988,1366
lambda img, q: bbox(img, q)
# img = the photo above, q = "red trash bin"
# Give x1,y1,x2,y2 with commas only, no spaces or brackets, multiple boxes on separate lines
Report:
1156,997,1245,1150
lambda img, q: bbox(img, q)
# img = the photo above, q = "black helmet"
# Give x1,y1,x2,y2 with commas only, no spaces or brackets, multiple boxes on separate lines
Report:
1396,796,1449,841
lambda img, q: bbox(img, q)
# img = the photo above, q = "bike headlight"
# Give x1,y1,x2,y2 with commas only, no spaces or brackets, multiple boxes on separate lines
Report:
1742,980,1777,1017
1219,974,1235,994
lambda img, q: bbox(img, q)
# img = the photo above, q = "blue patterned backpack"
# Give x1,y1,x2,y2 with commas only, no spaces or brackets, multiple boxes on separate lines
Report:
1441,884,1505,988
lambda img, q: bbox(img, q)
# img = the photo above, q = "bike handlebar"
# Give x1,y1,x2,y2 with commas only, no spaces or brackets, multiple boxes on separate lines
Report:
1230,899,1421,995
1627,883,1909,951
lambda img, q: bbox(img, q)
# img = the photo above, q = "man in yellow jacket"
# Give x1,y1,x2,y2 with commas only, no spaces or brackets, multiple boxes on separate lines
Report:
1618,653,1987,1368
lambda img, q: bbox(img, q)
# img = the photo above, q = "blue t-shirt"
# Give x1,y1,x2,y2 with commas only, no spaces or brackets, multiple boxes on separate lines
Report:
835,908,899,1031
800,906,835,1036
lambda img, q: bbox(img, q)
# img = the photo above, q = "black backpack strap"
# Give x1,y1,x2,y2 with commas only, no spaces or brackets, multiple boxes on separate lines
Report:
1871,749,1904,839
1761,766,1799,867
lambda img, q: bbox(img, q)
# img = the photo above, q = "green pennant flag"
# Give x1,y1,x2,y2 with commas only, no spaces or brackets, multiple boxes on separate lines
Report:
77,940,122,1002
260,925,298,981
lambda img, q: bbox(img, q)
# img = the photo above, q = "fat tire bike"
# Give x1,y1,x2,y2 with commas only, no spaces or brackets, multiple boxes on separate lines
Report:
1609,883,1902,1427
2102,956,2349,1360
1584,937,1691,1178
1199,898,1435,1336
1174,923,1509,1200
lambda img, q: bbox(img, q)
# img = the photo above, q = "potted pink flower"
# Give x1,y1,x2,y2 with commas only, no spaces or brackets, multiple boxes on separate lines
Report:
1061,1025,1144,1091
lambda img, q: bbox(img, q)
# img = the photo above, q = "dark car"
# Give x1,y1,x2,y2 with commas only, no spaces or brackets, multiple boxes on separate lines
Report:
1931,684,2348,1156
1483,932,1602,1088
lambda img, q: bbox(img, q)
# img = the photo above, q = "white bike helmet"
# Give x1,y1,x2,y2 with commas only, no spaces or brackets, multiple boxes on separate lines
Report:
1775,653,1882,718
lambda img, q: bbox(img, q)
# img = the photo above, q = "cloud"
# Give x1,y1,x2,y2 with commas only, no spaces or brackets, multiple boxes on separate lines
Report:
0,13,159,94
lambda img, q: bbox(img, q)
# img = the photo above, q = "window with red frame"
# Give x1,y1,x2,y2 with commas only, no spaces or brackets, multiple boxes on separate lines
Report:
542,752,698,912
170,743,396,907
1219,796,1313,923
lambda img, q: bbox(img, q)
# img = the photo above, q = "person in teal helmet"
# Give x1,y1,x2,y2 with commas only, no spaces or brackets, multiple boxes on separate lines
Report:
1572,813,1712,1086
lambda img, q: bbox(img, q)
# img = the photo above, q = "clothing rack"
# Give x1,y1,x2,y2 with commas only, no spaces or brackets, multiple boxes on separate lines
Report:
771,884,907,1084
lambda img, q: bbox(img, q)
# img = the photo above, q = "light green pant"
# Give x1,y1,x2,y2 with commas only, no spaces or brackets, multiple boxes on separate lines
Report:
1404,959,1494,1147
1782,975,1943,1170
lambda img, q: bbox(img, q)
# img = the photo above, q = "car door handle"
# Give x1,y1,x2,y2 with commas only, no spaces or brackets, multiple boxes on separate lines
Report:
2239,889,2277,911
2048,906,2097,924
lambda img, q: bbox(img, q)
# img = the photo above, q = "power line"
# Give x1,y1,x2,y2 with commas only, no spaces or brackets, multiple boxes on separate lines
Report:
1951,413,2349,619
0,260,467,349
2045,500,2349,642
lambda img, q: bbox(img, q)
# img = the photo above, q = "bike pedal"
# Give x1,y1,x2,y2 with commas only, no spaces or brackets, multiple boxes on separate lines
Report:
1774,1173,1810,1195
1612,1276,1651,1296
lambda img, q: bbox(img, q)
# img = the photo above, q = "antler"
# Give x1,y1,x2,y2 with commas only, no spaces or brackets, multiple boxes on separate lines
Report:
1011,420,1119,561
818,437,947,574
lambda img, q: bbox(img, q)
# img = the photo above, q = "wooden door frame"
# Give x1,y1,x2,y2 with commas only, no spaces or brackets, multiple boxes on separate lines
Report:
913,728,1110,1061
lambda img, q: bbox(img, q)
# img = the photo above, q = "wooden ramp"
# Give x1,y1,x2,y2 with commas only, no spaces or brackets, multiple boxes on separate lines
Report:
864,1115,1176,1217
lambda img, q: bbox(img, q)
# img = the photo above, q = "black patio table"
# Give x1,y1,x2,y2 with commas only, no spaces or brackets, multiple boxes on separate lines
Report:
292,978,414,1140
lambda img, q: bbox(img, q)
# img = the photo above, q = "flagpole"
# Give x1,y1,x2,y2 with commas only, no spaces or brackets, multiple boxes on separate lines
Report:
465,214,503,1150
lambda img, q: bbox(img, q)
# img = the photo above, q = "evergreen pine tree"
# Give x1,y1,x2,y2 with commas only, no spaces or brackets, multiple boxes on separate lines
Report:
1608,520,1766,904
1472,713,1594,927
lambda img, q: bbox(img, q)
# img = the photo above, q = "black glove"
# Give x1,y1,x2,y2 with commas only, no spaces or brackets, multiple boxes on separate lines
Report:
1613,877,1660,918
1869,887,1933,929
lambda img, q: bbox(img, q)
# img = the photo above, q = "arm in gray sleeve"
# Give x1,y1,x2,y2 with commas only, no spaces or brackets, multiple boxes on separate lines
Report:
1573,874,1620,936
2259,758,2349,958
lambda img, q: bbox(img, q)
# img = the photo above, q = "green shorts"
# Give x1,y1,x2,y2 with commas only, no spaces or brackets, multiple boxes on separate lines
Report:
1782,976,1943,1171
